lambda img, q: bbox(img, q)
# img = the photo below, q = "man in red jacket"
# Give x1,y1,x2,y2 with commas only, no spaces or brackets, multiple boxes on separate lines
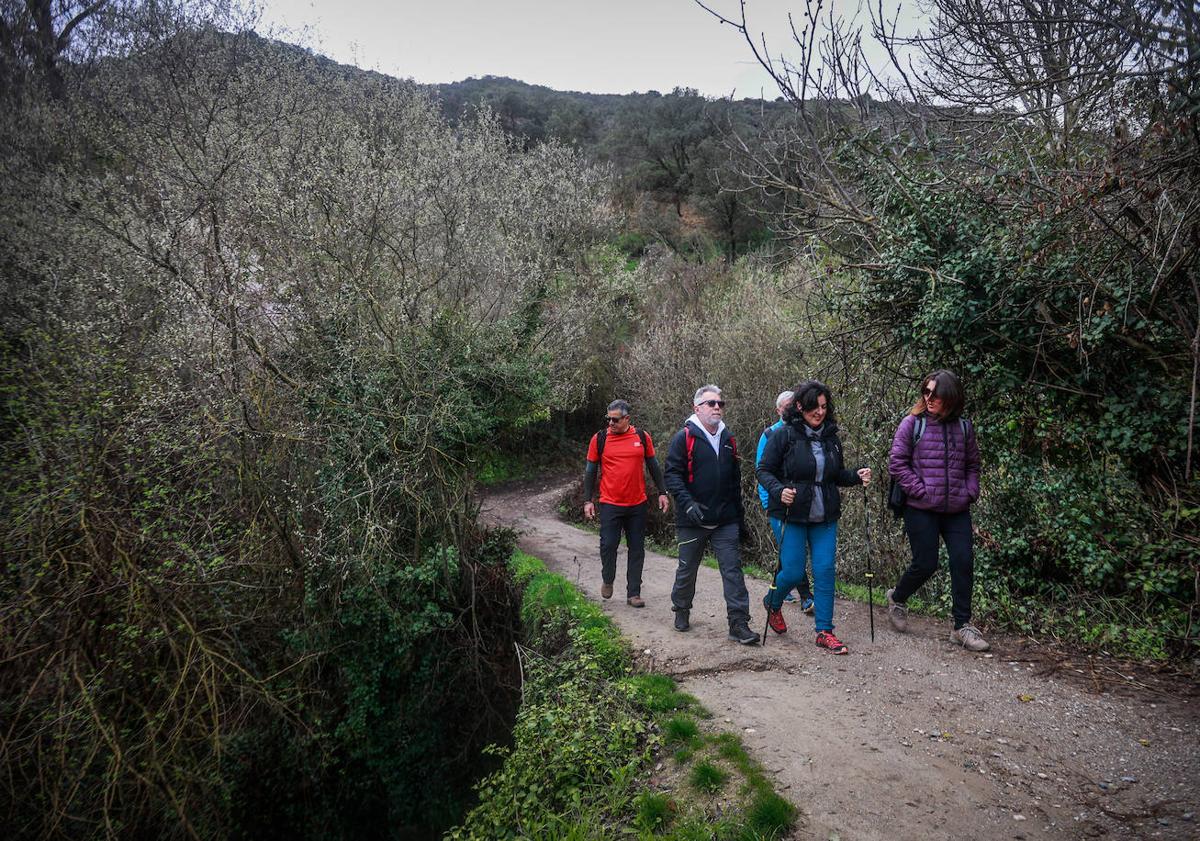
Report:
583,400,670,607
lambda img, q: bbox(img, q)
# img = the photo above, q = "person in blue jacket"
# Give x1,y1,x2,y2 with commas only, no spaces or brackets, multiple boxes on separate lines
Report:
756,390,813,615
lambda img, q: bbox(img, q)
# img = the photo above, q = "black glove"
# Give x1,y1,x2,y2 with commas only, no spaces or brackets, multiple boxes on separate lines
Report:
685,503,704,526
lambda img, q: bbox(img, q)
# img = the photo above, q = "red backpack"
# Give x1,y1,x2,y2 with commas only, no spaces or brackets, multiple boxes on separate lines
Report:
684,426,738,483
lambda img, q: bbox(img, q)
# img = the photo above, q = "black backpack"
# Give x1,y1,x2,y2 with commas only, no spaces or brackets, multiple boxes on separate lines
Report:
886,416,972,517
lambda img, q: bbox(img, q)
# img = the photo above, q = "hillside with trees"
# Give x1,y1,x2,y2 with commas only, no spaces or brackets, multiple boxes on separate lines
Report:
432,76,793,260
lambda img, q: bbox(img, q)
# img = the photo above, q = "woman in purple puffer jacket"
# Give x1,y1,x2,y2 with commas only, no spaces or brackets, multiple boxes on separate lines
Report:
884,370,990,652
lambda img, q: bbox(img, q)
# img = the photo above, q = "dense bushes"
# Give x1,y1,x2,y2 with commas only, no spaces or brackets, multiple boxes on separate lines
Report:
843,178,1195,657
1,25,616,837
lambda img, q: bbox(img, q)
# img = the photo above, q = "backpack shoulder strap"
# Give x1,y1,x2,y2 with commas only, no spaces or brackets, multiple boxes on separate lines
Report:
636,427,649,458
685,426,696,484
595,428,608,463
912,415,926,445
777,424,798,476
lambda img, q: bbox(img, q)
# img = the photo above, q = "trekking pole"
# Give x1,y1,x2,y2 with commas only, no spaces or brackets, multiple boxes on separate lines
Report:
860,478,876,643
762,502,790,648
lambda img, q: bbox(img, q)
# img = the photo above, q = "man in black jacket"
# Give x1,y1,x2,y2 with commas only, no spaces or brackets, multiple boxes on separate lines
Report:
664,384,759,645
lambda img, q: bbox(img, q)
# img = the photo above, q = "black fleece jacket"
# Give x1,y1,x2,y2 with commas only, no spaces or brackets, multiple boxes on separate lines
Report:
664,420,744,528
755,420,863,524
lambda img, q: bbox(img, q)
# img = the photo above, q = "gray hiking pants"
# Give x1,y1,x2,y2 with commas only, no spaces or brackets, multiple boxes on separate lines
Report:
670,522,751,626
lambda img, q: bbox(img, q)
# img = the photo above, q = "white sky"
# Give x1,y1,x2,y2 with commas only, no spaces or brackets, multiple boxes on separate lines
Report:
254,0,913,98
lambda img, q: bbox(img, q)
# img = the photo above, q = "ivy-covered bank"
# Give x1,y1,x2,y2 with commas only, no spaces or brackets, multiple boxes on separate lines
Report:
449,550,797,840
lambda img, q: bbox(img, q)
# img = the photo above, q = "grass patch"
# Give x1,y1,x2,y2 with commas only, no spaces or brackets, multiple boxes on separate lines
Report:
635,791,676,831
449,549,799,839
836,579,935,614
689,760,729,794
620,673,700,714
714,733,751,770
664,714,700,744
743,788,797,839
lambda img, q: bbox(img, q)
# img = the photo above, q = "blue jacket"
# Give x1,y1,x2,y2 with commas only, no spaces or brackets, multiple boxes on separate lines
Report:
755,420,785,509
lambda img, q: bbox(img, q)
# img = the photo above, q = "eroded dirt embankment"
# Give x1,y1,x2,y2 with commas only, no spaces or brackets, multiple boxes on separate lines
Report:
481,478,1199,841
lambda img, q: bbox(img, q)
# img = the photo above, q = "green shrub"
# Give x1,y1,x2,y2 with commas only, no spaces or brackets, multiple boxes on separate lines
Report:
449,552,648,839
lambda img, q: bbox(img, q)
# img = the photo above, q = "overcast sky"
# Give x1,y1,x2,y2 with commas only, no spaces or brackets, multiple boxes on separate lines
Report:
255,0,907,98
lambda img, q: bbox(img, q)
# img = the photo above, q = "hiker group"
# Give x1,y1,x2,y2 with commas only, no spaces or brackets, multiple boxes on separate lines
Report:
581,370,990,654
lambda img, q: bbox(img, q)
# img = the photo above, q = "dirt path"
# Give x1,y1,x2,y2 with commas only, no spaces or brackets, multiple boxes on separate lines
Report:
481,479,1199,841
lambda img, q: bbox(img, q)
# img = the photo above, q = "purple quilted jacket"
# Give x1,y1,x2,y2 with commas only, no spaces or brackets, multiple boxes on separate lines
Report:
888,413,980,513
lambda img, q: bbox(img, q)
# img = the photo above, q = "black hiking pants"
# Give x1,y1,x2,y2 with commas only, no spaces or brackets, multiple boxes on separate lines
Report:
892,507,974,629
599,501,648,598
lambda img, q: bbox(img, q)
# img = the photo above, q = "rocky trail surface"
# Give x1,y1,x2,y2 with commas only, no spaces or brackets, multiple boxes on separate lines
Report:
481,479,1199,841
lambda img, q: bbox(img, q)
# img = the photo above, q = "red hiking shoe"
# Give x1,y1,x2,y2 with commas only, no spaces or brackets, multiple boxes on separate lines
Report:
815,631,848,655
766,607,787,635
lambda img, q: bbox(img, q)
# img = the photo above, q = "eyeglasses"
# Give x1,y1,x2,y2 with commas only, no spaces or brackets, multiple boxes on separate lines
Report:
923,387,938,399
699,399,725,408
605,416,626,424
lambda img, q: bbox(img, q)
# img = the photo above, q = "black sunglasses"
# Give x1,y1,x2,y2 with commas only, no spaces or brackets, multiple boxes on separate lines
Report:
923,387,937,398
699,399,725,408
605,415,626,424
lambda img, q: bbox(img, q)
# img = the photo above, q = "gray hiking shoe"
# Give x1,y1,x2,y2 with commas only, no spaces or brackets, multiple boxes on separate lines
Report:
951,624,991,652
728,621,760,646
885,588,908,633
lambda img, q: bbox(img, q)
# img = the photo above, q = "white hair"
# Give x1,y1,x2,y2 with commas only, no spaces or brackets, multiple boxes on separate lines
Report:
693,384,722,405
775,390,794,411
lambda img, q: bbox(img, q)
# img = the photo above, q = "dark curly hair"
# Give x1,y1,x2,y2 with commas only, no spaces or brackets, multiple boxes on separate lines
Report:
783,379,836,426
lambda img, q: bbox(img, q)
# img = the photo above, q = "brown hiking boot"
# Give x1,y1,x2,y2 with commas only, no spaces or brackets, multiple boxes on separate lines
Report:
886,588,908,633
626,595,645,608
600,582,613,599
950,624,991,652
